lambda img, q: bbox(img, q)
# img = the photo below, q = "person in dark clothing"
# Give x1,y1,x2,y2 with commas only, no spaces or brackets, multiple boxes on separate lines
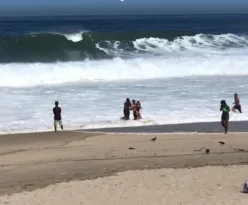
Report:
53,101,63,132
123,98,131,120
220,100,230,134
131,99,137,120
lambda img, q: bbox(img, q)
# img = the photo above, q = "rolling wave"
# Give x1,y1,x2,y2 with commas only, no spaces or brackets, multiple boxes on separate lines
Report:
0,32,248,87
0,32,247,62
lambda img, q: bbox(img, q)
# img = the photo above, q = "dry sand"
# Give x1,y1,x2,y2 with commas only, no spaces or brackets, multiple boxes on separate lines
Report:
1,165,248,205
0,131,248,204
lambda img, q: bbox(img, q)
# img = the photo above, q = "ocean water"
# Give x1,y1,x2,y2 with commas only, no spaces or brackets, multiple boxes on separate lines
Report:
0,14,248,134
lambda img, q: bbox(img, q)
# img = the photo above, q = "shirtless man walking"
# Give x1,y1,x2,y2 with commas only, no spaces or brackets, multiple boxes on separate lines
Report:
232,93,242,113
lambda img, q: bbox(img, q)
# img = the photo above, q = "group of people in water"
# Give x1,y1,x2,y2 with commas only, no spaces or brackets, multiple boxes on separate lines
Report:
220,93,242,134
54,98,143,132
122,98,142,120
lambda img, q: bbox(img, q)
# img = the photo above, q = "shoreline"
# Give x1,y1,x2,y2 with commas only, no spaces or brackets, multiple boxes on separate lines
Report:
78,120,248,133
1,120,248,136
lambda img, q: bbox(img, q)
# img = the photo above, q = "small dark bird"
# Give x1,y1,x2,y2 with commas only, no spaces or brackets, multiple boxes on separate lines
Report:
128,147,135,150
205,149,210,154
151,137,157,142
218,141,225,145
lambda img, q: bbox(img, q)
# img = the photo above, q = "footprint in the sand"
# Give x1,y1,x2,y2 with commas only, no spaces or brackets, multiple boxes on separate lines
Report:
193,149,202,152
233,148,245,152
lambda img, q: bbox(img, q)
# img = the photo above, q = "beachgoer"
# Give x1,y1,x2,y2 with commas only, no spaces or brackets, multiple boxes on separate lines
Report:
136,101,142,120
220,100,230,134
123,98,131,120
131,99,137,120
53,101,63,132
232,93,242,113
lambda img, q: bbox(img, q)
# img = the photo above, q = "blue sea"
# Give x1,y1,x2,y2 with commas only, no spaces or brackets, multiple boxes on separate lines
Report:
0,14,248,134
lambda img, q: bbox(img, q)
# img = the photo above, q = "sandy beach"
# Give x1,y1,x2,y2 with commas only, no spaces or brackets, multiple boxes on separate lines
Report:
0,129,248,204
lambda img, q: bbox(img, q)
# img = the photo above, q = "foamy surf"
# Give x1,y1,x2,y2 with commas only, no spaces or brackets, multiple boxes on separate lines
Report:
0,110,246,135
1,54,248,87
62,32,86,42
133,33,248,53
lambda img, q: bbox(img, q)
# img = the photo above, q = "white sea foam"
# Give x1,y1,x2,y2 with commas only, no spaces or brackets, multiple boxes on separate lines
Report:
97,33,248,55
63,32,84,42
133,33,248,53
56,31,87,42
0,53,248,87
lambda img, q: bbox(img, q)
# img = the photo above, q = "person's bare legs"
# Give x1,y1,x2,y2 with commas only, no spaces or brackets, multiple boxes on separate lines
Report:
221,120,228,134
222,120,228,134
221,120,225,128
59,121,63,131
225,120,229,134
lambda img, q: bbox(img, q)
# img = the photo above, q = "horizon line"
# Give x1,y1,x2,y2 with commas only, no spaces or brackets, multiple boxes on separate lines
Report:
0,12,248,18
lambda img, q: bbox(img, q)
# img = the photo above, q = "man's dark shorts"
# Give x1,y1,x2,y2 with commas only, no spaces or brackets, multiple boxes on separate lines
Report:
234,104,242,113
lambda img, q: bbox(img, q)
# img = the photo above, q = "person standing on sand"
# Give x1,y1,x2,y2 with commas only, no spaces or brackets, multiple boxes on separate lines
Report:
220,100,230,134
53,101,63,132
232,93,242,113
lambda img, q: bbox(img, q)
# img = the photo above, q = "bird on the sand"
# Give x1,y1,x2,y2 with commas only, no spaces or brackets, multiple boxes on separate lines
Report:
151,137,157,142
205,149,210,154
218,141,225,145
129,147,135,150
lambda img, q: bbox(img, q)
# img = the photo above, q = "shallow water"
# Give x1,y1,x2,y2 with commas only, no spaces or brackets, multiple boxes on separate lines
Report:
0,76,247,134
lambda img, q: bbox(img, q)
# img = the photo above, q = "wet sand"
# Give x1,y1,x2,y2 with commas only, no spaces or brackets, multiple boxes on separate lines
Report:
0,130,248,204
79,120,248,133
